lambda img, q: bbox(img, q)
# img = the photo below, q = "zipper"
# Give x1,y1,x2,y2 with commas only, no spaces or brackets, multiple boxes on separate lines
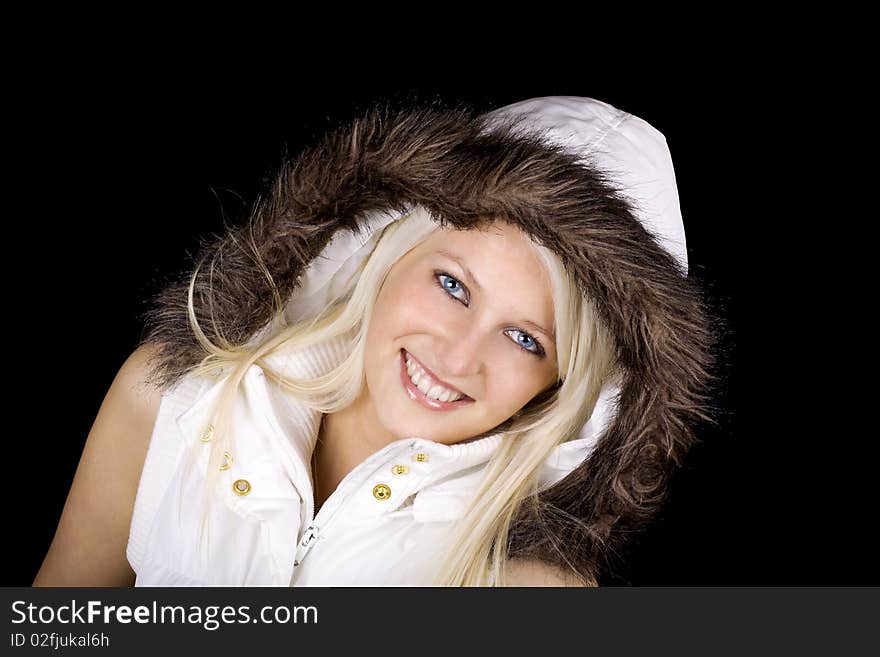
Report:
293,525,320,566
292,423,369,572
290,495,349,571
291,466,357,571
293,430,324,569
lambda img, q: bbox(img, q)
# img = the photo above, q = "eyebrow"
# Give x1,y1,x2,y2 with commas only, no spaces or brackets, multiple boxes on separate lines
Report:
435,249,556,344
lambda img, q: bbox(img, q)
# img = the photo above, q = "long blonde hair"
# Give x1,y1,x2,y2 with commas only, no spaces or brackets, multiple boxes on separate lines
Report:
177,205,617,585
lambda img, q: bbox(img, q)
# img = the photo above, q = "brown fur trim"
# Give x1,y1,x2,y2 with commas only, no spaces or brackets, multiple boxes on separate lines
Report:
138,100,721,584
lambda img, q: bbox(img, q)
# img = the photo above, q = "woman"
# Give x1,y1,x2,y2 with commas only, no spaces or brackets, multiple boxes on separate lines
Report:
34,96,719,587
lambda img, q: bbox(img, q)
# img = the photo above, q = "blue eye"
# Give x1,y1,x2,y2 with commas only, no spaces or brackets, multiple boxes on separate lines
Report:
510,331,540,353
436,272,468,302
433,272,546,358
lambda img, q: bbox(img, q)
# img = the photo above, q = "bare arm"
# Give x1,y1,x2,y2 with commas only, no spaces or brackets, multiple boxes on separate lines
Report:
32,343,164,587
505,558,597,587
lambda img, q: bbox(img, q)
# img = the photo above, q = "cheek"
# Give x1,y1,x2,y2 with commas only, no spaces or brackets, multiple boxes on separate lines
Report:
373,276,441,333
484,352,557,417
485,363,537,408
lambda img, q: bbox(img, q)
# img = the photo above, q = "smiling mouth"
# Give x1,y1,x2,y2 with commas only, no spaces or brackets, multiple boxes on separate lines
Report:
400,349,475,410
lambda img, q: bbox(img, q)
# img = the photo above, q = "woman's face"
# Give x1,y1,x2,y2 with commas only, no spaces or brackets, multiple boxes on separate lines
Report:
361,220,559,446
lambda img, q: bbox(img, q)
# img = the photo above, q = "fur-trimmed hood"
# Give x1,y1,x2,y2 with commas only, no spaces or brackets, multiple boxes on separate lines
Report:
140,95,718,582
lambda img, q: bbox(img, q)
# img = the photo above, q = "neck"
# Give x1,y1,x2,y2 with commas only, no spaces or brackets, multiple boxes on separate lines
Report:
311,386,391,515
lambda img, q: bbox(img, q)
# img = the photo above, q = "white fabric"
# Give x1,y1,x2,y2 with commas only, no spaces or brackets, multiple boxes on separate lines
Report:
483,95,688,274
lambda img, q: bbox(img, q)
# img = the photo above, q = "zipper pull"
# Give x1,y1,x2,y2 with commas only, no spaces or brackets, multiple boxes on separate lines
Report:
293,524,320,567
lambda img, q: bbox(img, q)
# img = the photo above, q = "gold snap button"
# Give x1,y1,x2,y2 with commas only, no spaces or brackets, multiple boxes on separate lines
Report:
232,479,251,496
413,452,429,462
392,464,409,475
220,451,233,471
199,424,214,442
372,483,391,501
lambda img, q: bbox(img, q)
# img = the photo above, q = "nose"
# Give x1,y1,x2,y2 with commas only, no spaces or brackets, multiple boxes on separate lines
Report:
431,320,487,382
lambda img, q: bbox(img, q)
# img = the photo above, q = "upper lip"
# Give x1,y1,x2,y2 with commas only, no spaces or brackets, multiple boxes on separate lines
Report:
404,349,473,400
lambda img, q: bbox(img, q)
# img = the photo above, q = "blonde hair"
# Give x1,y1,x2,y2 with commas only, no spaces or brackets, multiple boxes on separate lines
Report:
177,206,617,586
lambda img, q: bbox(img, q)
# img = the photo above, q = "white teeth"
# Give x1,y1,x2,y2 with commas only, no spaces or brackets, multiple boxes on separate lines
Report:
404,351,464,402
427,386,452,401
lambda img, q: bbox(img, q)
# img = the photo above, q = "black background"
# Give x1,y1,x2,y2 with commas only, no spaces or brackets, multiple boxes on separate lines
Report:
6,51,868,586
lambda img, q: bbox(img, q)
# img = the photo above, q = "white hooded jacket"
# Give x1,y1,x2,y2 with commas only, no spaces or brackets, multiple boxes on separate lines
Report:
125,96,696,586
